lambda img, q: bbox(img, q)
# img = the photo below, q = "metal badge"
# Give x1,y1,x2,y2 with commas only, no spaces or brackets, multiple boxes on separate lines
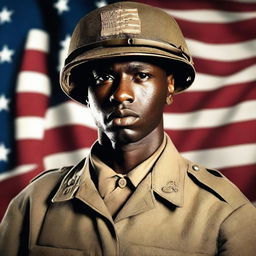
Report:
162,180,179,193
101,8,141,37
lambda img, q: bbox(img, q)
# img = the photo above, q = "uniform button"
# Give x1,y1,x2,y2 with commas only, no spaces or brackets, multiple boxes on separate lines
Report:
192,165,200,171
118,177,127,188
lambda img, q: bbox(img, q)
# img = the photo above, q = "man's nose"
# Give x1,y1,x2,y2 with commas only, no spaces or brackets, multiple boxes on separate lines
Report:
109,77,134,104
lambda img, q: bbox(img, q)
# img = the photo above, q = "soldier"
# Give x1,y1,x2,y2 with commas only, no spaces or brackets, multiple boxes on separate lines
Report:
0,1,256,255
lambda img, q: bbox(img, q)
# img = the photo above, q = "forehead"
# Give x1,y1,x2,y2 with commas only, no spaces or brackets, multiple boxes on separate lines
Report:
87,56,168,73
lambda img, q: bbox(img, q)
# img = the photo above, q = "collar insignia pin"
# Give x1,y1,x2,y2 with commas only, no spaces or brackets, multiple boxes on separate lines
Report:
161,180,179,193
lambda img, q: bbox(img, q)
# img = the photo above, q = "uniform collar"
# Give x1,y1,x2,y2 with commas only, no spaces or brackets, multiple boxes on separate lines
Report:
52,156,113,220
51,158,87,203
151,134,187,207
52,134,187,209
89,135,167,197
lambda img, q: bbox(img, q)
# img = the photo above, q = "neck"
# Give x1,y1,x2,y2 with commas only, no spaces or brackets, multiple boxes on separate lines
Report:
96,126,164,174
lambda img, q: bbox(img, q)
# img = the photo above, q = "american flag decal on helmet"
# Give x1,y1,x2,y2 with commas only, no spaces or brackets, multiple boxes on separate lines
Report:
100,8,141,37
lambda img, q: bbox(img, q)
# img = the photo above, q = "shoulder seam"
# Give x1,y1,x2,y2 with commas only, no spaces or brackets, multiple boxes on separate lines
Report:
30,166,73,183
220,202,250,227
186,161,249,209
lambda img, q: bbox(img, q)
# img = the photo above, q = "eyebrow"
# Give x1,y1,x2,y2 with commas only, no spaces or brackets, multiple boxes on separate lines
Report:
91,62,153,76
126,63,152,73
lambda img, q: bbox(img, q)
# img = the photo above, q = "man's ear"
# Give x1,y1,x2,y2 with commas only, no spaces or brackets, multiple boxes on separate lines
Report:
166,75,175,105
167,75,175,95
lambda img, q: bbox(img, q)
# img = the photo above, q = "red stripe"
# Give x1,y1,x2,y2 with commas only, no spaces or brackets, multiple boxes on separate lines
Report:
167,120,256,152
176,18,256,44
18,121,254,157
16,140,44,165
221,164,256,201
0,166,41,221
43,125,97,155
194,57,256,76
137,0,256,11
20,50,48,73
15,126,97,165
166,82,256,113
15,93,49,117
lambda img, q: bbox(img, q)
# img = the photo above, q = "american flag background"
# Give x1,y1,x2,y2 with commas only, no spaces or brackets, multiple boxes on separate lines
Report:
0,0,255,220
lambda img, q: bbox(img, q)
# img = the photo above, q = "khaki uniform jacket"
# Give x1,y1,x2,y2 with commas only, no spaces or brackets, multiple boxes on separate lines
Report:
0,137,256,256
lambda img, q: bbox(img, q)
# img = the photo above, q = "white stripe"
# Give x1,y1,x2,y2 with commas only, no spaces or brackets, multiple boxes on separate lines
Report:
43,100,256,131
41,100,256,131
15,117,46,139
43,144,256,174
182,143,256,169
163,100,256,130
187,38,256,61
25,29,49,52
188,64,256,92
16,71,51,96
0,164,37,182
15,101,255,139
43,148,89,170
166,9,256,23
45,101,96,129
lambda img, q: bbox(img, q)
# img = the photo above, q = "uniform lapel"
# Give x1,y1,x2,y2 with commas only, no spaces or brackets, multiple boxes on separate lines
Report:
52,157,113,222
115,174,155,222
51,135,187,224
152,136,186,207
75,158,113,221
116,135,187,223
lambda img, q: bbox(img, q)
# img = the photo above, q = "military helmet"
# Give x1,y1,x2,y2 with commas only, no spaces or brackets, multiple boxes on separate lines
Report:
60,1,195,104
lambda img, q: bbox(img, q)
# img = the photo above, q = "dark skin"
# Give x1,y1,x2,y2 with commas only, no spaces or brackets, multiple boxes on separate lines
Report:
87,59,174,174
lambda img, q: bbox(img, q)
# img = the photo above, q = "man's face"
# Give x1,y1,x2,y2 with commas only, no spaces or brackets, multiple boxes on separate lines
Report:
87,59,174,145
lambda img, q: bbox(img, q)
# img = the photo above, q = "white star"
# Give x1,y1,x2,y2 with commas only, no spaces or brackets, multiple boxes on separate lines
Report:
0,45,15,63
0,6,14,24
0,95,10,111
0,143,10,162
60,34,71,49
95,0,108,8
58,35,71,71
54,0,70,15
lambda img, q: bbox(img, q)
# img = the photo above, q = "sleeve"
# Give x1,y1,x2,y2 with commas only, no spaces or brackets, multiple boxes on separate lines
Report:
0,198,29,256
218,203,256,255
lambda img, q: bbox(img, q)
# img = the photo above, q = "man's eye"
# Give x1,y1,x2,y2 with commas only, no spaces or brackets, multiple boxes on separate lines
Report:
134,72,151,81
95,74,114,86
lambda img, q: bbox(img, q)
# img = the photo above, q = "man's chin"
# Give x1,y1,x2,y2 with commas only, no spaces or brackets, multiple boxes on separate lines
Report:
107,128,143,146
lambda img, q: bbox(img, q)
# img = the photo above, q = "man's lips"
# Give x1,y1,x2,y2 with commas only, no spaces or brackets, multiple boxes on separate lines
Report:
107,109,139,126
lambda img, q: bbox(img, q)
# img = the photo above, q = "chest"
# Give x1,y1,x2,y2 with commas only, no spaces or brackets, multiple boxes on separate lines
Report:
29,197,226,256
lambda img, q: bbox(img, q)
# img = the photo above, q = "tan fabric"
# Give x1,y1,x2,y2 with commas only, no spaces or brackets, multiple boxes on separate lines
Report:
89,135,167,216
127,134,167,187
104,178,132,216
90,134,167,190
90,152,120,199
1,135,256,256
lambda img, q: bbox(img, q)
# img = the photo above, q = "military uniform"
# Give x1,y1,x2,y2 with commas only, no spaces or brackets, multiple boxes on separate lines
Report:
0,135,255,256
1,2,256,255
